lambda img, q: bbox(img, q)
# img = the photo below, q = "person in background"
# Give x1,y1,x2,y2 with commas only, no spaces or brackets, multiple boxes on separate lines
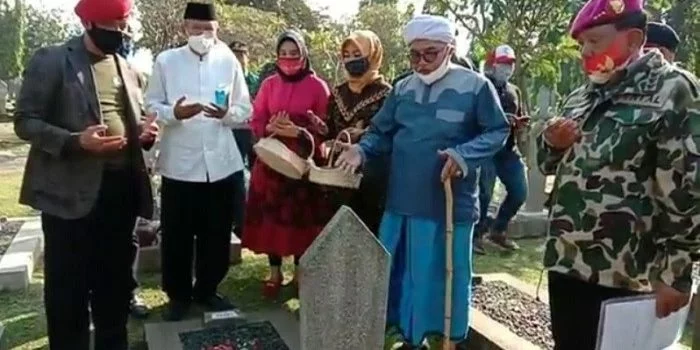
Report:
145,2,251,321
115,23,150,320
257,61,278,83
474,45,528,254
228,41,260,98
336,15,509,350
645,22,680,62
242,30,332,299
14,0,159,347
539,0,700,348
322,30,392,235
228,40,258,170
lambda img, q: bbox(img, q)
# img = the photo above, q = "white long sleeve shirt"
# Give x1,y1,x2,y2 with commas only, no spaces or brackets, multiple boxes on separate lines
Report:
145,42,252,183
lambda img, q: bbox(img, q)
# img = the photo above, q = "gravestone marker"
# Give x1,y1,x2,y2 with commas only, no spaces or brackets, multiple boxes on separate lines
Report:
524,121,548,213
0,80,7,116
0,323,6,350
7,77,21,100
298,206,391,350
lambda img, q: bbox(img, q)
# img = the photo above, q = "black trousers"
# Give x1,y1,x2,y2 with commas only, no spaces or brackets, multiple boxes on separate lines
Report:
233,128,256,168
160,172,243,302
42,170,137,350
548,271,642,350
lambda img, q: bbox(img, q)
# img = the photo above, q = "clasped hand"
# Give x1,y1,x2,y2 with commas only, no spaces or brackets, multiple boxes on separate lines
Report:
78,125,126,153
266,111,299,138
173,95,228,120
543,117,581,150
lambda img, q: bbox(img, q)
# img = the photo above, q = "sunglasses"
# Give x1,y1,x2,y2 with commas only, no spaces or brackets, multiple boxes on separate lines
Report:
408,46,447,64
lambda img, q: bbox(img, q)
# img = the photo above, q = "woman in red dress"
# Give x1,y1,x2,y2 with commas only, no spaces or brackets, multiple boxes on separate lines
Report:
242,30,332,298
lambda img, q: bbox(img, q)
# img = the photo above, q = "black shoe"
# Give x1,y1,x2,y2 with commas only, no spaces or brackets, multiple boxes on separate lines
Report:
390,342,414,350
486,233,520,251
194,294,235,312
162,300,190,321
130,295,149,319
473,238,487,255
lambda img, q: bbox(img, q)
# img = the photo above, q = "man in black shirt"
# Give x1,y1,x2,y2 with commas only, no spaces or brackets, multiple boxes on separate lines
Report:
475,45,529,254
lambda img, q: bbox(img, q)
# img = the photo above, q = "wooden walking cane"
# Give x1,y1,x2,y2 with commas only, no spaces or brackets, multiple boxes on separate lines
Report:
443,179,454,350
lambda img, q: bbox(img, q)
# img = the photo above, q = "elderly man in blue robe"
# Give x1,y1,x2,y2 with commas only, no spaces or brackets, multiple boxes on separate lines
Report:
337,15,509,350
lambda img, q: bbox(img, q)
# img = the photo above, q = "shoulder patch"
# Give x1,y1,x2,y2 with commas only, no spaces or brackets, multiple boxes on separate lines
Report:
613,93,664,108
676,68,700,101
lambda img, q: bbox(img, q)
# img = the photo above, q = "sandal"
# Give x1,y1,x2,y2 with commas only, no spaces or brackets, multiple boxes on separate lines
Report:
262,276,283,299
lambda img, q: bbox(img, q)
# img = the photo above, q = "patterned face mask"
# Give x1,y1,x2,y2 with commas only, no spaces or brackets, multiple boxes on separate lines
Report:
582,33,633,84
276,57,305,76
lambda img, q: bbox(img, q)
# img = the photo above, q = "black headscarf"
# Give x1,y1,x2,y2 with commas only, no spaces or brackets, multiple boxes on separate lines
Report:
275,30,313,82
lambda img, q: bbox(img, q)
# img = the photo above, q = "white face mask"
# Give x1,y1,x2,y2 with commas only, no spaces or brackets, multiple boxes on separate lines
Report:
188,33,216,55
416,55,451,85
493,63,514,83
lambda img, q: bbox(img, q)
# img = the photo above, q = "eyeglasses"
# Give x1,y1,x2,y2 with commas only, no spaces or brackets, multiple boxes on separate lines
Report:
408,47,446,64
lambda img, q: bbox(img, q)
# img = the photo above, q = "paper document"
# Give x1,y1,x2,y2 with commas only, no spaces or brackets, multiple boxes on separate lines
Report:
596,294,690,350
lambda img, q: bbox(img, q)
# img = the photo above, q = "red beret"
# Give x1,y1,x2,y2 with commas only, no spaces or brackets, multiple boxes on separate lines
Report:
570,0,643,38
75,0,133,22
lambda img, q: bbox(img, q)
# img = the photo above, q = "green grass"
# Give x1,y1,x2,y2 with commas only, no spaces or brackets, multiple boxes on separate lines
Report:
0,169,35,218
0,241,692,349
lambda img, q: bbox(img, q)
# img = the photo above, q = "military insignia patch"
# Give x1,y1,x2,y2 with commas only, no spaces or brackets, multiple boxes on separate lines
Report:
609,0,625,14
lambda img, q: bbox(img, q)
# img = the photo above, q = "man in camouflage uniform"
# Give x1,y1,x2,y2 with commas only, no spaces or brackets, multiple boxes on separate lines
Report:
538,0,700,348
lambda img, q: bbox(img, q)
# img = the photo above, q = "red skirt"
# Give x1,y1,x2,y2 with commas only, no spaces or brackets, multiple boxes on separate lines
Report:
242,158,334,257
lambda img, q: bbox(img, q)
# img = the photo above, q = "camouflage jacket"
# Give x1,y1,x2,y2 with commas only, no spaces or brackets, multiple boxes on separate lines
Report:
537,51,700,293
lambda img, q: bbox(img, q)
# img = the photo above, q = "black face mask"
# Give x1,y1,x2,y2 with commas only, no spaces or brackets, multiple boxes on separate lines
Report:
88,25,125,55
344,57,370,77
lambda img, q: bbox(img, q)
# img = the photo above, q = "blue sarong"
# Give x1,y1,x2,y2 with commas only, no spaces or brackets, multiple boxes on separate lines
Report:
380,211,474,345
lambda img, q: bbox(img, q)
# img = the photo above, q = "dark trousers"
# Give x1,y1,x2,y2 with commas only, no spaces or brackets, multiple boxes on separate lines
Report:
160,172,243,302
42,170,137,350
548,271,642,350
233,128,256,168
477,148,527,236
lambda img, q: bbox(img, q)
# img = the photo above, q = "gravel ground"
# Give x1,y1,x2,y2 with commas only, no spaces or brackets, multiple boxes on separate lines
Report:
472,281,554,349
0,220,23,258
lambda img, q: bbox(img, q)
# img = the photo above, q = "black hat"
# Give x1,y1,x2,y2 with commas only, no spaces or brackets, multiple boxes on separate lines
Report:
229,40,248,53
184,2,216,21
646,22,680,52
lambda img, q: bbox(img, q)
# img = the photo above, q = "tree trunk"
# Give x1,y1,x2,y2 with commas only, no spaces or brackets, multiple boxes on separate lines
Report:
668,0,690,63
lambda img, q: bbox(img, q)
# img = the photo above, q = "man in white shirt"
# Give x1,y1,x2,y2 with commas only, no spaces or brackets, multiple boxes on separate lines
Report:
144,2,251,321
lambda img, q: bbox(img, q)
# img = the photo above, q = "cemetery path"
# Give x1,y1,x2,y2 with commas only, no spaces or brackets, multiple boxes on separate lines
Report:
0,122,27,172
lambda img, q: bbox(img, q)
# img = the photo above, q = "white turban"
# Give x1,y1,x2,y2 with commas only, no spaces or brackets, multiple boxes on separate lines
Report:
403,15,456,45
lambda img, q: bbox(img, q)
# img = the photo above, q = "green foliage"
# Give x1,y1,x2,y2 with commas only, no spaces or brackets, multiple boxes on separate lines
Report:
227,0,327,30
305,25,344,83
351,3,411,81
216,2,288,65
0,0,26,79
22,4,69,67
136,0,189,53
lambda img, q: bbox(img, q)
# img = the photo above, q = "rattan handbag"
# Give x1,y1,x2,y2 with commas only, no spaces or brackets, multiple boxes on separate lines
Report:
308,130,363,189
253,128,314,180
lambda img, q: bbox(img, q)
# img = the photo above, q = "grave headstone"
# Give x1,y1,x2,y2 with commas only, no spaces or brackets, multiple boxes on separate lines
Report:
536,86,554,120
0,323,6,350
0,80,7,115
7,77,21,100
298,206,391,350
524,121,548,213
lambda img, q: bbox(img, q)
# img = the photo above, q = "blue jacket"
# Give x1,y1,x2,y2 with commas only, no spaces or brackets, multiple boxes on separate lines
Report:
359,64,509,223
